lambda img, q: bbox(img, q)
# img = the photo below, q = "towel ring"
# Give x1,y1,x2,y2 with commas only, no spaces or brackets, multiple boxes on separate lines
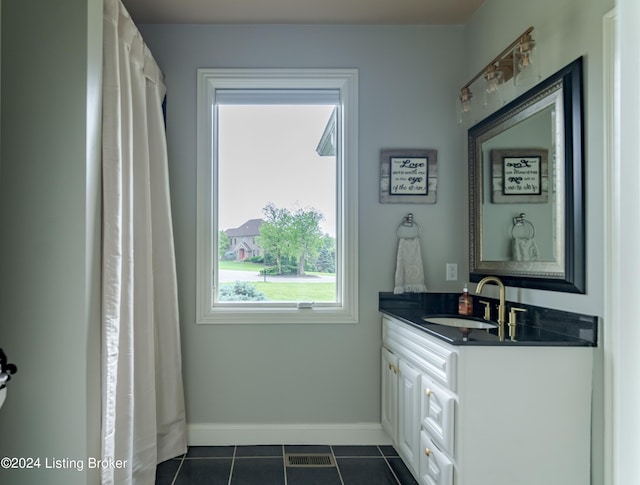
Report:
396,213,422,238
511,213,535,238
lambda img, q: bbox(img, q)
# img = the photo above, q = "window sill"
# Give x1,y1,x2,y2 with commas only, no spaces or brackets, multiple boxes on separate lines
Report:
196,305,358,325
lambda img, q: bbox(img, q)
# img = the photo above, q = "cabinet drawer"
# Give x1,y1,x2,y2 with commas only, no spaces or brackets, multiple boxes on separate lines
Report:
420,431,454,485
421,374,455,455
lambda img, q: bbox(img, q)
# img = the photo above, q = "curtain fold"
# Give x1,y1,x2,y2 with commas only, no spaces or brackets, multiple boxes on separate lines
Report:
101,1,187,483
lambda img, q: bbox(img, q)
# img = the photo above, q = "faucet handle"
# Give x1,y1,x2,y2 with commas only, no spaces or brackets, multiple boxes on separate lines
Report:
509,307,527,321
508,307,527,341
479,300,492,320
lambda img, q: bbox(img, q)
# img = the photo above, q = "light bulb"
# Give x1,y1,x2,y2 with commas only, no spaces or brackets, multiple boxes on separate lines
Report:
514,34,540,87
456,87,473,125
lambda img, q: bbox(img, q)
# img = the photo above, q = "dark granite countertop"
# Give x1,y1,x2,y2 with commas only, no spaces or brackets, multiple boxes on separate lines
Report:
379,292,598,347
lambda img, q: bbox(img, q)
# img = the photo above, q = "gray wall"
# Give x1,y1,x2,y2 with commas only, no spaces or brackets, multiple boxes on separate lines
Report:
465,1,614,484
0,1,102,483
138,24,467,430
465,0,612,315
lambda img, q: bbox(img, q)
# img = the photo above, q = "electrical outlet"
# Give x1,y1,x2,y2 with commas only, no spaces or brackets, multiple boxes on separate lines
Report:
446,263,458,281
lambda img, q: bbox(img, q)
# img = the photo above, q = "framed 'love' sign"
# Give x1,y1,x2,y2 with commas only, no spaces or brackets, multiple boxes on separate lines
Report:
379,149,438,204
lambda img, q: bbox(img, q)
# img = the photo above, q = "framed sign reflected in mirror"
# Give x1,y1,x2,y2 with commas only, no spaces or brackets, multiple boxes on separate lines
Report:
491,148,548,204
468,57,585,293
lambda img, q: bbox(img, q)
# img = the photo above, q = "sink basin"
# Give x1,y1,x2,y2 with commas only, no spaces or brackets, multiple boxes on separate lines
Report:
422,316,498,330
421,315,498,340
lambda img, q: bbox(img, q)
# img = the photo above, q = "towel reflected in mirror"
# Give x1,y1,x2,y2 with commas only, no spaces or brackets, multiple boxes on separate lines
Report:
512,237,540,262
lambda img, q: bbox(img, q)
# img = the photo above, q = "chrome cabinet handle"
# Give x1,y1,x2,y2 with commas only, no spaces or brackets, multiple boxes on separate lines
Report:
424,447,432,456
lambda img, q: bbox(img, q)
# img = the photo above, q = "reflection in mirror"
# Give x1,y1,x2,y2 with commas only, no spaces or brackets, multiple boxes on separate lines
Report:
469,57,584,293
481,100,559,263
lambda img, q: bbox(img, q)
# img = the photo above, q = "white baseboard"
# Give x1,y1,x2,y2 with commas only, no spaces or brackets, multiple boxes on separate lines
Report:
187,422,392,446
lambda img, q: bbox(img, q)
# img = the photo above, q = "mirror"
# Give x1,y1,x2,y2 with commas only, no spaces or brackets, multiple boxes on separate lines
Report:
468,57,585,293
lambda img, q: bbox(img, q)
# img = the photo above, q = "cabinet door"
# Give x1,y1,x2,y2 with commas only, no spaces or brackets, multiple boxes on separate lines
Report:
420,431,453,485
397,359,421,475
381,347,399,442
421,374,455,455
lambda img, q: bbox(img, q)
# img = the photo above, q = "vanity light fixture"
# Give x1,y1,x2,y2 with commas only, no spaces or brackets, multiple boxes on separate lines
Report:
456,86,473,125
513,31,541,86
456,27,537,124
484,64,503,95
482,63,503,108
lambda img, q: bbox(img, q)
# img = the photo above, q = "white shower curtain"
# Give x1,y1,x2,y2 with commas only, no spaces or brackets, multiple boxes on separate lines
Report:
101,1,187,483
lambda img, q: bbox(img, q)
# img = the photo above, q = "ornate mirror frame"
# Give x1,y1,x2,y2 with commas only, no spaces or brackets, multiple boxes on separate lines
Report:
468,57,585,293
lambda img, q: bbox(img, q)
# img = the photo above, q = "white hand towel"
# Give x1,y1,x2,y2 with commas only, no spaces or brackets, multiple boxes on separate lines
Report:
512,237,540,262
394,237,428,294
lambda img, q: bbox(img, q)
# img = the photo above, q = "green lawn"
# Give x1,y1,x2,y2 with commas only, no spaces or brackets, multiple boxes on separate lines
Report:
219,260,336,300
254,282,335,301
218,260,265,271
219,280,336,301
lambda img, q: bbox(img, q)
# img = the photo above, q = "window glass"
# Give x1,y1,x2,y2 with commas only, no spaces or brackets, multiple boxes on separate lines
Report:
217,103,337,304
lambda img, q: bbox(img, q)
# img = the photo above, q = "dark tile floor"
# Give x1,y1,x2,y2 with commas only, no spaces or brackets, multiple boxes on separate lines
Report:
156,445,418,485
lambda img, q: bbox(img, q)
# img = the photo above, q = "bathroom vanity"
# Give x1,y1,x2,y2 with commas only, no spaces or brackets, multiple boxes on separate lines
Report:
379,292,596,485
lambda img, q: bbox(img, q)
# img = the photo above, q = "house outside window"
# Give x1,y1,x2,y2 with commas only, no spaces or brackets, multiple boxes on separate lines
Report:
226,219,263,261
196,68,358,324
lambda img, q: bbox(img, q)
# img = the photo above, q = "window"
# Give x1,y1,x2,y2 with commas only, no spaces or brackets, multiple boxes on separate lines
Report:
197,69,358,324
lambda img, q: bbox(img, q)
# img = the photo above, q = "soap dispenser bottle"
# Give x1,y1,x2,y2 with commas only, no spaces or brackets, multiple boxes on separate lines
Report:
458,285,473,315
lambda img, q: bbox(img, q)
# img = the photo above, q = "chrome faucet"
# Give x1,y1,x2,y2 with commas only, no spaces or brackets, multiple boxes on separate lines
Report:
476,276,506,341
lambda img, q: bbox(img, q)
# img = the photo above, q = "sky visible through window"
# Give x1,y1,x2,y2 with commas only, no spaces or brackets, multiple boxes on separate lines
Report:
217,103,338,303
218,104,337,236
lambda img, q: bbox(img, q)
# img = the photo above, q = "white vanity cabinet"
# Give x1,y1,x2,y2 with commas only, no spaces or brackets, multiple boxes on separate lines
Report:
381,347,399,442
420,430,454,485
381,346,423,475
397,358,422,475
381,315,593,485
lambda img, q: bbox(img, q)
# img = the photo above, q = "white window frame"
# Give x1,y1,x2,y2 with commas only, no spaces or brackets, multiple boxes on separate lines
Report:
196,68,358,324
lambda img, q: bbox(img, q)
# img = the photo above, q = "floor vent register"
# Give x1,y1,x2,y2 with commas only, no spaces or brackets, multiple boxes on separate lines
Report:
285,454,336,467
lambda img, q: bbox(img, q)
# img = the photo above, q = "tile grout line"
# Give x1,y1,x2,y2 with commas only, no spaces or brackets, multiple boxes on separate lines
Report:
170,453,186,485
227,445,237,485
282,444,288,485
377,445,402,485
330,445,346,485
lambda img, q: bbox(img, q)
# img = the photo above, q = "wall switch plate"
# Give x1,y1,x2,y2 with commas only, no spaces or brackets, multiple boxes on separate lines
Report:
446,263,458,281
